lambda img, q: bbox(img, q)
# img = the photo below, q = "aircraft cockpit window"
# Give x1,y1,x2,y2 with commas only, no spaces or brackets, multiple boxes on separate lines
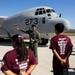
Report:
43,10,46,14
39,11,43,15
35,8,46,15
46,9,51,13
51,9,55,12
46,9,55,13
40,8,42,10
35,12,38,15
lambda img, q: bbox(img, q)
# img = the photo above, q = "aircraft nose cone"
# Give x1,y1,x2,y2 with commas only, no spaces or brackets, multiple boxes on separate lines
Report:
63,19,71,31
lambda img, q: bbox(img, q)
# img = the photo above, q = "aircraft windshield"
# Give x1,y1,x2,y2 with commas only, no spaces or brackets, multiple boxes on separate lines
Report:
35,8,46,15
35,8,55,15
46,9,55,13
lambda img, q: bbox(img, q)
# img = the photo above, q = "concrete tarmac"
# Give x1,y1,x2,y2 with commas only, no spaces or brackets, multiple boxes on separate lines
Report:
0,36,75,75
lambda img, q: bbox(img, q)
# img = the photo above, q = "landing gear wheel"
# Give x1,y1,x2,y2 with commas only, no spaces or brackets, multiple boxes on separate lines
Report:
39,38,48,45
0,38,4,42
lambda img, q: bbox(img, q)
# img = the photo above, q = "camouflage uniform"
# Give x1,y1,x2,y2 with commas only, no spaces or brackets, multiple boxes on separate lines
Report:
20,29,40,64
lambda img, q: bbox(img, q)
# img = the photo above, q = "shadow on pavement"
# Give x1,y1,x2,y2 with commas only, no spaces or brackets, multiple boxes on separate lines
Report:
69,71,75,75
0,39,47,47
50,68,75,75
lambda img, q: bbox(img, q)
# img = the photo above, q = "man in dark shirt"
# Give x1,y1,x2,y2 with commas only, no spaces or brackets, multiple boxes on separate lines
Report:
49,23,73,75
16,25,40,64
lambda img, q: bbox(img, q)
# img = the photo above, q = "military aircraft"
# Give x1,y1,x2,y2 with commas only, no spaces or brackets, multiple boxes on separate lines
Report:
0,6,71,45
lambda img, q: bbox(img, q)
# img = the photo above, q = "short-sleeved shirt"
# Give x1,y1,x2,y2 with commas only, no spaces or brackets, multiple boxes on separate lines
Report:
1,49,36,75
50,34,73,69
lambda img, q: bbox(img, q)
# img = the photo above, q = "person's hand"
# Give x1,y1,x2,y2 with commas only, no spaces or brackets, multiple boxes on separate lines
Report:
31,38,35,42
16,27,21,31
62,59,66,63
61,59,66,67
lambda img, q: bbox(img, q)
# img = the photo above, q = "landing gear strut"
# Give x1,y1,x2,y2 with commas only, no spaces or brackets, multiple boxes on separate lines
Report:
39,38,48,45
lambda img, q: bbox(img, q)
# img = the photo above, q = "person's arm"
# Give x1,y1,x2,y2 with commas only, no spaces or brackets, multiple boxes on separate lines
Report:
16,27,29,34
1,53,18,75
52,49,66,66
33,31,41,43
65,39,73,60
20,64,36,75
20,49,36,75
19,65,36,75
60,47,72,67
52,49,62,62
37,32,41,42
63,39,73,63
26,64,36,75
64,47,72,63
3,70,17,75
26,50,37,75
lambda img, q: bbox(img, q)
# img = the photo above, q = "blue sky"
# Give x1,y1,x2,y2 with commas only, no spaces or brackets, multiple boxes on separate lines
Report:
0,0,75,29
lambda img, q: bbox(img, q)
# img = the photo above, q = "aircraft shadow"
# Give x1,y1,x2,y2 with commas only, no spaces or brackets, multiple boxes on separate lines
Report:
0,40,47,47
71,51,75,56
71,53,75,56
0,42,11,46
0,39,11,46
69,68,75,75
72,50,75,52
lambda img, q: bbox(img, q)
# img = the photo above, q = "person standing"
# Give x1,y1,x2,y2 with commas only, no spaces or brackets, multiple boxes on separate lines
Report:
49,23,73,75
16,25,40,64
1,34,36,75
